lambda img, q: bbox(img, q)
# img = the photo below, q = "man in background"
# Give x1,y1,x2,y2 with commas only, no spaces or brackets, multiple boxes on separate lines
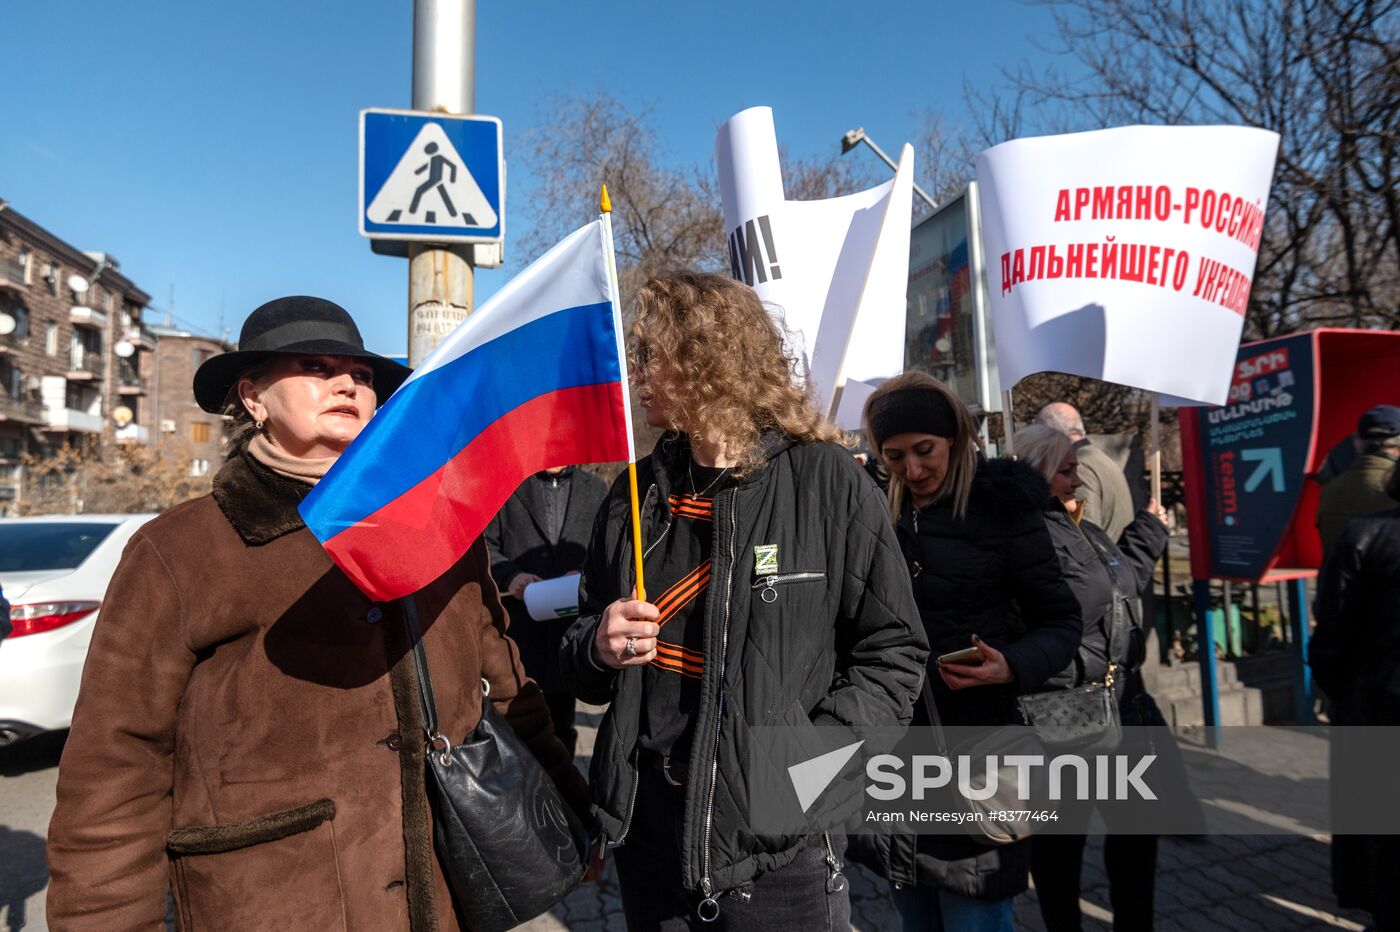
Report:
484,465,608,757
1317,405,1400,552
1036,401,1135,540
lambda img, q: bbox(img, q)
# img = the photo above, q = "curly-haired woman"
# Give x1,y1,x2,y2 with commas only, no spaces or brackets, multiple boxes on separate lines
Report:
561,271,929,930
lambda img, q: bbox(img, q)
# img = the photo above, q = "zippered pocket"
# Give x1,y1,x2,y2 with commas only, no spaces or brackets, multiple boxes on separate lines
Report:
751,571,826,603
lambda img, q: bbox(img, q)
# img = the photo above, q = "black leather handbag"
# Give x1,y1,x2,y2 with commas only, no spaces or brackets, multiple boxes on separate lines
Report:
1016,527,1127,755
404,600,588,932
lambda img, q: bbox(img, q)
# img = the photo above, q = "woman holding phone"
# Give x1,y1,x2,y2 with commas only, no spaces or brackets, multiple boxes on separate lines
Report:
854,372,1081,932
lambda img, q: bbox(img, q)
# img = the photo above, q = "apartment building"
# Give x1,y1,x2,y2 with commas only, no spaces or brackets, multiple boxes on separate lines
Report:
148,325,234,477
0,201,154,510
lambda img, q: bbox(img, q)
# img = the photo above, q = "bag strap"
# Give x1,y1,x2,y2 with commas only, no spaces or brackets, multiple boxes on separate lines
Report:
401,596,441,740
1081,525,1129,681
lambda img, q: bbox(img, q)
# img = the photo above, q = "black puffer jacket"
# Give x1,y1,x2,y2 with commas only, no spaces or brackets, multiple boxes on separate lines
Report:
483,468,607,692
560,432,929,897
901,458,1082,727
1039,503,1168,690
1312,507,1400,724
852,457,1081,900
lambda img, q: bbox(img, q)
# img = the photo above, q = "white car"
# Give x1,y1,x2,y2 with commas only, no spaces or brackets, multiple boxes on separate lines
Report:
0,514,156,744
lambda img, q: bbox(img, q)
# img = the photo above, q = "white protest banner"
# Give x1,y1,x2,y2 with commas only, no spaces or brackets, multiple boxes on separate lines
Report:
976,125,1279,406
716,107,915,425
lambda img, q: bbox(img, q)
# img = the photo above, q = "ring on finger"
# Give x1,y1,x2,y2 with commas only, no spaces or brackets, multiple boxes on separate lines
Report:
625,636,637,657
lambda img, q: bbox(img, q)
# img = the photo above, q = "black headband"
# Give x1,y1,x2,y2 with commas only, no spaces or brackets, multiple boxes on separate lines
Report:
868,387,960,447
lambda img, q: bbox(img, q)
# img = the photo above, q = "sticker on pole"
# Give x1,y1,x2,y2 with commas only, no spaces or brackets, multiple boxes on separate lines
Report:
360,108,504,244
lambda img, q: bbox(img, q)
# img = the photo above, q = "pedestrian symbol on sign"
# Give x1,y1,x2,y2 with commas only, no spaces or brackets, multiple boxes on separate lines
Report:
366,122,498,229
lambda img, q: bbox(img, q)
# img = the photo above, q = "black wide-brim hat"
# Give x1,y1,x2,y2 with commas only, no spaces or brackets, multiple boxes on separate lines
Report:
193,296,411,413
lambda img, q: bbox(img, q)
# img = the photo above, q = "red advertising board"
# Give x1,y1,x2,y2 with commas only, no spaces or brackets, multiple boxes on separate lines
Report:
1180,328,1400,582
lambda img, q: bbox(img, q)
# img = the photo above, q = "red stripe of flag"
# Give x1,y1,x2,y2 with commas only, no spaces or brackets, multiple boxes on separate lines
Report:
322,382,630,601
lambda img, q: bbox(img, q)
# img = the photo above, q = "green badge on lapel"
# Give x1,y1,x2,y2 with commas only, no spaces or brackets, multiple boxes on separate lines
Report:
753,544,779,576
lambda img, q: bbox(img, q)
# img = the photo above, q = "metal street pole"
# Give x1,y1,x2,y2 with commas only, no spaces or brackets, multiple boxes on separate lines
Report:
408,0,476,366
840,128,938,211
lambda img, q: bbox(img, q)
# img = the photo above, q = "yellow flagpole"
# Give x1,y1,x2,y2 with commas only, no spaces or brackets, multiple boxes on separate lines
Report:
600,184,647,602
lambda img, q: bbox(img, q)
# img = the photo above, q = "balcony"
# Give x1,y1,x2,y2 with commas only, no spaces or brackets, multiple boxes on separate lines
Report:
0,258,26,294
43,407,104,433
0,395,44,424
0,331,22,355
70,305,107,330
115,423,150,444
67,348,102,380
117,361,146,395
124,328,154,352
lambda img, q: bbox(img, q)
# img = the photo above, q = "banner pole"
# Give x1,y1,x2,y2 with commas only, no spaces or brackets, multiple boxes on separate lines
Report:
1000,388,1016,458
600,184,647,601
1150,396,1163,506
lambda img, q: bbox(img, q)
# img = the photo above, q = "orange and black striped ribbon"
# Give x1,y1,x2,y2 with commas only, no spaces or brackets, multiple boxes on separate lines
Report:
647,494,715,678
667,493,714,522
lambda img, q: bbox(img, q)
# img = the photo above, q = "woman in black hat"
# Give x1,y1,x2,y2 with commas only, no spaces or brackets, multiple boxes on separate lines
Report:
48,297,589,932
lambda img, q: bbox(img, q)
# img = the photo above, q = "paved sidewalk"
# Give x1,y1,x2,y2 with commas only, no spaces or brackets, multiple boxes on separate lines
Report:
0,708,1376,931
520,707,1375,931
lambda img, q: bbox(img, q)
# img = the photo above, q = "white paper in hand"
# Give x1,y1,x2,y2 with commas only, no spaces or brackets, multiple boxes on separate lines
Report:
522,575,581,622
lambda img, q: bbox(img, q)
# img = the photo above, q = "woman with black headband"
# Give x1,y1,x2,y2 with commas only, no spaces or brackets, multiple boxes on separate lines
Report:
853,372,1081,932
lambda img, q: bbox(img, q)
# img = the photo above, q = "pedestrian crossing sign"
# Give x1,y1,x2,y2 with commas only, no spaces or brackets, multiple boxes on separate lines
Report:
360,108,504,244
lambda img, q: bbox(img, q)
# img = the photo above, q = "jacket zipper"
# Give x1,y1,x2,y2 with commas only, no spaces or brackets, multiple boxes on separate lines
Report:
607,747,642,849
751,571,825,603
823,832,847,893
611,484,665,849
697,499,738,921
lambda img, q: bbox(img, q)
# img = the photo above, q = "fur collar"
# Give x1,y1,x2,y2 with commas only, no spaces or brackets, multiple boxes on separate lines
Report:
969,455,1052,516
211,452,312,546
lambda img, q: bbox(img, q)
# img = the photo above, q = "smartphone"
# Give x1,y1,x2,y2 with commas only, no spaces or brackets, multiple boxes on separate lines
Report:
936,646,984,667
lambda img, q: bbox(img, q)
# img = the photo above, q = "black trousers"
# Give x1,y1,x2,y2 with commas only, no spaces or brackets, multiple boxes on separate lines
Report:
1030,833,1158,932
612,763,850,931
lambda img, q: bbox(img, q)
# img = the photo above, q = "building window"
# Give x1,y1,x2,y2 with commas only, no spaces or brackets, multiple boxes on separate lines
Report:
191,421,210,444
8,365,21,401
18,248,31,283
190,458,211,477
193,347,213,368
12,305,28,341
45,323,57,356
44,262,59,296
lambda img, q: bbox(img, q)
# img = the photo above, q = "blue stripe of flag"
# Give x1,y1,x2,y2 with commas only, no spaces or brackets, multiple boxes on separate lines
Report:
301,300,620,540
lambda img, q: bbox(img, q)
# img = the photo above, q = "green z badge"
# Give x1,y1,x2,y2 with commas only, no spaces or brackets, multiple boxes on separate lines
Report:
753,544,779,576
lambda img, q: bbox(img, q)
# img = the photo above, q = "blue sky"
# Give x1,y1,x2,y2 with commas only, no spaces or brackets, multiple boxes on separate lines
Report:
0,0,1064,355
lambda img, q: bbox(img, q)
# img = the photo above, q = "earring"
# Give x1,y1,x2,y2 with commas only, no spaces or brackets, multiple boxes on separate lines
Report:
255,420,264,430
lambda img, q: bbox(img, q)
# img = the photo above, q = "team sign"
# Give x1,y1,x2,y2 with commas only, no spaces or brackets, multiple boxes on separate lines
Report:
976,125,1280,405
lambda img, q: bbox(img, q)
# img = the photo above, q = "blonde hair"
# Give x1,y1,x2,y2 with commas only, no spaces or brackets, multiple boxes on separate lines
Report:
630,271,848,476
1014,424,1074,485
221,358,279,455
863,372,982,522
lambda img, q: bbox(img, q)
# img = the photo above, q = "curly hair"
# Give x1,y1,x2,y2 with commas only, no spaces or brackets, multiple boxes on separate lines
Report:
630,271,848,476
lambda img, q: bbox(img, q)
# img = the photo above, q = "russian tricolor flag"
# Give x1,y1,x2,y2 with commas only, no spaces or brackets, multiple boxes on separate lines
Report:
301,219,634,601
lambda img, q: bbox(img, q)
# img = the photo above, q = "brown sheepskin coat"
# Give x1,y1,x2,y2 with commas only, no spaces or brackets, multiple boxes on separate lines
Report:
46,453,589,931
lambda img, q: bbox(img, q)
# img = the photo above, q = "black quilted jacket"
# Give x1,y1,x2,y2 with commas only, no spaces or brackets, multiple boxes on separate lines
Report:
560,431,929,898
852,457,1082,900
